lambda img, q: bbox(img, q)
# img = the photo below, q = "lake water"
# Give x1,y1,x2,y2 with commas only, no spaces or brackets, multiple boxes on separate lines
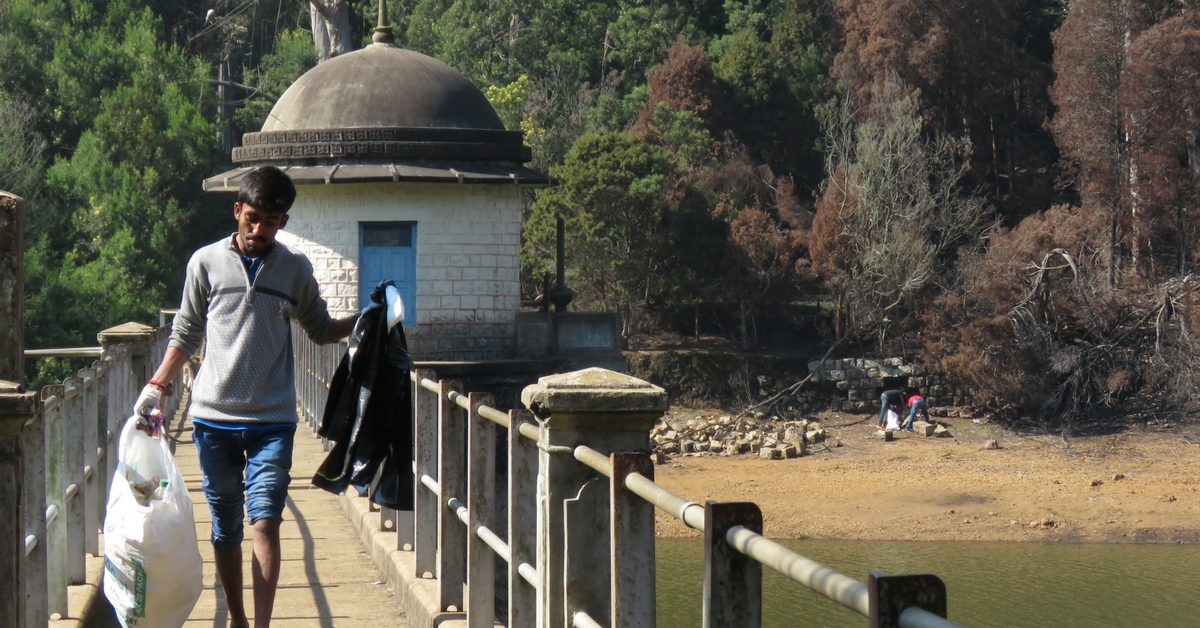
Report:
656,538,1200,627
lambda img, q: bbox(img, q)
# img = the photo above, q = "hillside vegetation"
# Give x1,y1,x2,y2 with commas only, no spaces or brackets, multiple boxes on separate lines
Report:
3,0,1199,430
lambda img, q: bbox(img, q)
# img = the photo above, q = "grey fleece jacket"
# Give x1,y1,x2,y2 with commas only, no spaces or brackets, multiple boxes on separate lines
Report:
168,234,337,423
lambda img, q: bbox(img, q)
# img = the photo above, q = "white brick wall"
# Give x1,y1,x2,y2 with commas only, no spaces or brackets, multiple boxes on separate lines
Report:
277,182,523,361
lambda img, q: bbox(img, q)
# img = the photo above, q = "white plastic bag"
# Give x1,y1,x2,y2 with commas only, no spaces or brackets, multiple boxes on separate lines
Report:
103,417,202,628
885,408,901,431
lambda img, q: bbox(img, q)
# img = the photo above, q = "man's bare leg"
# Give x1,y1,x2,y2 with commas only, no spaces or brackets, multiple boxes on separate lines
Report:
214,546,248,628
250,519,282,628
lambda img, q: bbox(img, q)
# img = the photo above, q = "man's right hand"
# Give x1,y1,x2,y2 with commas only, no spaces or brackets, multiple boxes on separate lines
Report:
133,383,163,417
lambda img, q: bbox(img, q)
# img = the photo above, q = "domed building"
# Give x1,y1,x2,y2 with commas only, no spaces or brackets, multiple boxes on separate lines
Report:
204,20,551,361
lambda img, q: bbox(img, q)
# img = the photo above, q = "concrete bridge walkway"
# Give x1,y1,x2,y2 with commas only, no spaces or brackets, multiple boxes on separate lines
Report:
165,406,412,628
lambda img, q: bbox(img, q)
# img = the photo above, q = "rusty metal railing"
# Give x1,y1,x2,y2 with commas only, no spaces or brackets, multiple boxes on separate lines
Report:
290,332,963,628
15,323,186,628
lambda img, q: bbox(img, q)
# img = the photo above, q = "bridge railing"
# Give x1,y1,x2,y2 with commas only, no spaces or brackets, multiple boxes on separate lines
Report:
290,332,964,628
1,322,185,628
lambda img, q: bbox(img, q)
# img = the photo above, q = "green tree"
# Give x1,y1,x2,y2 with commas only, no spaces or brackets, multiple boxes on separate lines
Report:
524,132,676,335
234,28,318,134
6,1,223,384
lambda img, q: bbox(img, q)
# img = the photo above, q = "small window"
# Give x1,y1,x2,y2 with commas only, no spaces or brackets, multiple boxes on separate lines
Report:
362,223,413,248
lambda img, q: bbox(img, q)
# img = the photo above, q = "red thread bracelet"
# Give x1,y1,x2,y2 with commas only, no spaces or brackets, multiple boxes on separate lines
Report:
148,378,168,390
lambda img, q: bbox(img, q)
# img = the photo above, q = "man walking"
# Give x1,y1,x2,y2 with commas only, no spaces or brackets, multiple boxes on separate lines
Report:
134,166,358,628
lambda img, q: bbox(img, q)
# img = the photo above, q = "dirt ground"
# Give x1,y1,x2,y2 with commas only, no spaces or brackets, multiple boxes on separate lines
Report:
652,407,1200,543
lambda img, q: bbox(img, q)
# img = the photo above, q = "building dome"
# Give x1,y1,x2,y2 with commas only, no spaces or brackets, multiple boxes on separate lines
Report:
260,45,505,133
229,43,530,167
203,29,557,192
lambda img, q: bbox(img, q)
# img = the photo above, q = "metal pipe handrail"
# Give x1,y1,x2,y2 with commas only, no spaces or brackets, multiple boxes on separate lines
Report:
901,607,963,628
413,371,528,436
571,440,963,627
400,363,964,628
448,497,510,561
573,445,612,477
625,472,706,531
517,420,538,441
424,383,950,625
24,347,104,358
727,526,869,614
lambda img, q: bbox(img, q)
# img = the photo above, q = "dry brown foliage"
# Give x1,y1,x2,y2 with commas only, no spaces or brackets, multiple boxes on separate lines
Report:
923,204,1200,431
633,40,732,135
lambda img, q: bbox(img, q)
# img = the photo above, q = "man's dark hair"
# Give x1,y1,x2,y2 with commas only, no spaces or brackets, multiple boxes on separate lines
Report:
238,166,297,213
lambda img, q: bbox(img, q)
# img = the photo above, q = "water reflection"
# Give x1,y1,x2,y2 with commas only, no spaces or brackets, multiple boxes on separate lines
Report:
656,538,1200,627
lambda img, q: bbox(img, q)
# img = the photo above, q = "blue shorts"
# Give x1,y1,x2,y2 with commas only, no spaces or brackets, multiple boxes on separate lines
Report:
193,422,296,551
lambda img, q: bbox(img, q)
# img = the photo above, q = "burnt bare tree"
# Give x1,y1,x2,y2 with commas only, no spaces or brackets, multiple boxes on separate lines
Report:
810,74,990,348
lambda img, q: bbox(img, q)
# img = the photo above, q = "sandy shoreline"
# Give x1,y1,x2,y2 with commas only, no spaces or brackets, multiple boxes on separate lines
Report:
651,409,1200,543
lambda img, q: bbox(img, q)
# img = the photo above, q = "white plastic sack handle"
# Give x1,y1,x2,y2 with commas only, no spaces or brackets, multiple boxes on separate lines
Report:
384,284,405,330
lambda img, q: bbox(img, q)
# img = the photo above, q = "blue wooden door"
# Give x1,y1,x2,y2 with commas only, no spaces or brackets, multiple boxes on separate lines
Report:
360,222,417,323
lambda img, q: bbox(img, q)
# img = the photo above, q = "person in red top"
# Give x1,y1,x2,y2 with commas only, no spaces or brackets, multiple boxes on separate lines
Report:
902,388,930,431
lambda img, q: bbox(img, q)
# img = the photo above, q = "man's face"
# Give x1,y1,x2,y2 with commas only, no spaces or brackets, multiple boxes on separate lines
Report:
234,202,288,257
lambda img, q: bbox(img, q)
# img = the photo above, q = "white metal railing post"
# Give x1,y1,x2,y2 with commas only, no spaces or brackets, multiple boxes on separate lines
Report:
291,321,302,423
609,452,656,628
42,386,67,617
521,368,668,628
507,409,537,628
62,378,86,585
413,369,438,579
437,379,466,611
79,367,100,558
703,502,763,628
466,392,495,627
94,355,113,521
104,346,126,483
21,389,47,628
395,354,415,557
1,381,38,626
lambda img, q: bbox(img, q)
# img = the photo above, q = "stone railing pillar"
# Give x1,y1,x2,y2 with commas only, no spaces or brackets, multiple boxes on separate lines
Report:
98,322,156,409
0,380,38,625
1,192,26,384
521,368,667,628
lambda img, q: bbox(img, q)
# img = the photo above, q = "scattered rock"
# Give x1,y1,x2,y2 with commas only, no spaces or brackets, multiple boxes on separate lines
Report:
653,411,822,458
933,424,951,438
983,439,1000,450
1112,473,1125,482
1090,479,1103,487
912,421,936,437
